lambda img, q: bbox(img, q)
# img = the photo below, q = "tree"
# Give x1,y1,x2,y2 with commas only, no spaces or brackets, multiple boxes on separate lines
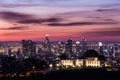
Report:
2,57,16,74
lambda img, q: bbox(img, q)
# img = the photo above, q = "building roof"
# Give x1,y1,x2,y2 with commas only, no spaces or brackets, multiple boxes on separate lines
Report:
82,50,106,61
83,50,99,58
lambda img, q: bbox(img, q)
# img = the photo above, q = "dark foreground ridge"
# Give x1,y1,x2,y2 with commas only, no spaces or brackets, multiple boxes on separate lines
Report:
1,68,120,80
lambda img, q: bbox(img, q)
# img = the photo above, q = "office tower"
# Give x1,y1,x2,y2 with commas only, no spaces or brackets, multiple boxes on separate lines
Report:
76,41,80,57
81,37,87,53
37,47,43,54
98,42,104,55
45,34,50,44
112,46,118,58
58,42,64,54
43,35,51,52
8,48,12,56
65,38,73,54
22,40,36,57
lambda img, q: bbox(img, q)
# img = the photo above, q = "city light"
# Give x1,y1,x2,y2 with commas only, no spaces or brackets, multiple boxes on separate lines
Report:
76,41,80,44
45,34,49,37
98,42,103,47
49,64,53,68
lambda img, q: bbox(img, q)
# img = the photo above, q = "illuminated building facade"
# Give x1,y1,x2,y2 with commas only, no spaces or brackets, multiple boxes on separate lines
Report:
83,50,105,67
61,60,74,67
60,50,106,68
85,58,100,67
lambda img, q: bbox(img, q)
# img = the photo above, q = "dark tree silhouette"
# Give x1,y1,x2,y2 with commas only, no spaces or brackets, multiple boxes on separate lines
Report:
59,54,67,60
2,57,16,74
34,59,48,70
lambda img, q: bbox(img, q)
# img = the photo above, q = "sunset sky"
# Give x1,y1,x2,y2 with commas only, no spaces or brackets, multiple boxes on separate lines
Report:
0,0,120,41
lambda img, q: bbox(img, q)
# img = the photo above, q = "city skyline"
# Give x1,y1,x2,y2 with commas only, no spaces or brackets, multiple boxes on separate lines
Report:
0,0,120,41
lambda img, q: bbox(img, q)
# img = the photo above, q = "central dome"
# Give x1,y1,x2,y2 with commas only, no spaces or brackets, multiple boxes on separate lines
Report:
83,50,99,58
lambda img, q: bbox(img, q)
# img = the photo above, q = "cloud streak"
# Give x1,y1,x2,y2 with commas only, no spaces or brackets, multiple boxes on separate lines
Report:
0,11,61,24
0,26,28,30
96,8,120,12
18,18,61,24
0,11,31,21
86,27,120,37
47,21,118,26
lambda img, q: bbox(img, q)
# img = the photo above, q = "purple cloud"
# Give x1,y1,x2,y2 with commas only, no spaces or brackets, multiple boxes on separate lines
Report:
18,18,60,24
47,21,118,26
96,8,120,12
86,27,120,37
0,11,31,21
0,11,61,24
0,26,28,30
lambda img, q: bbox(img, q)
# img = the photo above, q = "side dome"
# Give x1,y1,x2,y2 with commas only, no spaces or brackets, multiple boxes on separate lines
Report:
83,50,99,58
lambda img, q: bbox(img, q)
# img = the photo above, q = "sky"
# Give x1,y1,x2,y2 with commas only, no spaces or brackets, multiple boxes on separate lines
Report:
0,0,120,41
